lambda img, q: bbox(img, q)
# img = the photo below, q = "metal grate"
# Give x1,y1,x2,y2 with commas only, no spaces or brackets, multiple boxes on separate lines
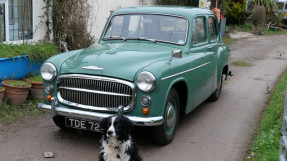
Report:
57,75,135,111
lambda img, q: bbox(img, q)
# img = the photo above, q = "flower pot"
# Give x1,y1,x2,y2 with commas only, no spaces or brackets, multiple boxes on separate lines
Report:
0,55,44,86
0,87,5,107
265,24,269,30
1,80,31,106
26,79,43,100
277,27,283,31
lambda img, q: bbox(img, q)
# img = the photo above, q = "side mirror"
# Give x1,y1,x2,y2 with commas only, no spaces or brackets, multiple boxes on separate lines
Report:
169,49,182,61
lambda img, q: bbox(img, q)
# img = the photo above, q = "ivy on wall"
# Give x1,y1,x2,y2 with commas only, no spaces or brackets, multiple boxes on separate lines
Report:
44,0,95,51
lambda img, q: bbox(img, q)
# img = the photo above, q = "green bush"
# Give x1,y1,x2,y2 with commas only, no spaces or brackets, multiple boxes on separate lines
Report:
0,42,59,62
225,0,247,24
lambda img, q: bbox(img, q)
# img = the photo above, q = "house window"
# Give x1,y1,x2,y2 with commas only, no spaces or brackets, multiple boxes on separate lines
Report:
0,0,33,42
0,3,5,41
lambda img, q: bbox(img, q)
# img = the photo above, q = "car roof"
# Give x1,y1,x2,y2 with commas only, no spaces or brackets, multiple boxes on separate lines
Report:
112,6,214,17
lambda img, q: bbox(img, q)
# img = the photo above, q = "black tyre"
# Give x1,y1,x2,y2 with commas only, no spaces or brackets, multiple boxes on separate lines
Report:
209,73,224,101
52,115,69,130
152,88,180,145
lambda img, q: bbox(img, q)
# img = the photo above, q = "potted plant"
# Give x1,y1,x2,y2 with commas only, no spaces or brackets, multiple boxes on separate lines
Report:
0,87,5,106
1,80,31,106
26,76,43,100
0,42,58,86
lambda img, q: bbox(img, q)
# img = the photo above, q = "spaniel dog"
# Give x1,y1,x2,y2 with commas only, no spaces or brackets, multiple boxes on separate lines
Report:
99,115,142,161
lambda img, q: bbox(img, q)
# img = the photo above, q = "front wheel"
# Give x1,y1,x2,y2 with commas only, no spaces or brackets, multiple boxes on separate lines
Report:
152,88,180,145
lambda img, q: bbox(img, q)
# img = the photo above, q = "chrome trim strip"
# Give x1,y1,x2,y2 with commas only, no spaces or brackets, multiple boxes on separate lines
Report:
161,62,211,80
58,87,131,97
37,102,163,126
82,66,104,70
57,92,130,112
57,74,136,112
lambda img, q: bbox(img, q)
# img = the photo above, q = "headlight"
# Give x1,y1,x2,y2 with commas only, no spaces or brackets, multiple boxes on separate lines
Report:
41,62,57,81
136,71,156,92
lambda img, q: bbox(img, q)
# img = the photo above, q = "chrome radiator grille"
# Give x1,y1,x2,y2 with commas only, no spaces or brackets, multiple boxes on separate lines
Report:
57,74,135,112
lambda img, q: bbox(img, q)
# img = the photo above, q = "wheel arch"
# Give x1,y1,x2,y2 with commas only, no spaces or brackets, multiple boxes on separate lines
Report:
166,78,188,117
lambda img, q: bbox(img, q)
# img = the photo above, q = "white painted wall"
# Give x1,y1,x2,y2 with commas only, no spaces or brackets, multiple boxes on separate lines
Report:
88,0,156,41
33,0,156,42
33,0,48,42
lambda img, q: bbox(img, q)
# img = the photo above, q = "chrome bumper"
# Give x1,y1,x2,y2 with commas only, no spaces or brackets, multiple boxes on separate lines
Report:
36,98,163,126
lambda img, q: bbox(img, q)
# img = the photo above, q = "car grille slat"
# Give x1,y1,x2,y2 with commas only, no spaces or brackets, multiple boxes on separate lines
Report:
57,75,135,111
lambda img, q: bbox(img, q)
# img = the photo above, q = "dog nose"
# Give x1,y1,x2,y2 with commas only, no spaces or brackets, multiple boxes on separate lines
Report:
107,131,113,136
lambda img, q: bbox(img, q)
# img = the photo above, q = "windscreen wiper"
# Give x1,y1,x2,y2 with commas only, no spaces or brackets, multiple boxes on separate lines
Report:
124,36,157,43
137,37,157,43
103,36,126,41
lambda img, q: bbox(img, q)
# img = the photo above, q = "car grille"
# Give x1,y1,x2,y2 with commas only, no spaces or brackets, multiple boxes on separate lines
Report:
57,74,135,112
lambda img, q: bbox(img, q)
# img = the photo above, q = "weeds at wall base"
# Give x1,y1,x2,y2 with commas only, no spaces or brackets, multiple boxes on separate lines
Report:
0,98,42,126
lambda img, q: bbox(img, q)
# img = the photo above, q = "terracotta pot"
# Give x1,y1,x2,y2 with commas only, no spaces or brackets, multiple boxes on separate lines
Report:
1,80,31,106
277,27,283,31
0,87,5,107
265,24,269,30
26,79,44,100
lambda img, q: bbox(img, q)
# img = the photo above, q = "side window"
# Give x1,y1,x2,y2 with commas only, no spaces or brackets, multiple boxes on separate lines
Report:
208,17,217,41
192,17,206,44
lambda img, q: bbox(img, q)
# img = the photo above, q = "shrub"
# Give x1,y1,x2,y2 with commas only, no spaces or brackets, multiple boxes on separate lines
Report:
225,0,247,24
44,0,96,52
0,42,58,62
251,6,266,25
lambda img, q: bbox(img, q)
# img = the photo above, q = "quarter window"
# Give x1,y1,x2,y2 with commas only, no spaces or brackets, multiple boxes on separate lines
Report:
208,17,217,41
192,17,206,44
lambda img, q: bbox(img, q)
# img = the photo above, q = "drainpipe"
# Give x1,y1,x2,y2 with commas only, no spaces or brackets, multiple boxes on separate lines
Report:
48,0,54,43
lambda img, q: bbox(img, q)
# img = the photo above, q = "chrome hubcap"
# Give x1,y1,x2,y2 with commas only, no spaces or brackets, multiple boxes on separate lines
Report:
166,103,175,129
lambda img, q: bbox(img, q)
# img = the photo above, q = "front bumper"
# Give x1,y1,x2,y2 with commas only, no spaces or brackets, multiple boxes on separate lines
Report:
36,97,163,126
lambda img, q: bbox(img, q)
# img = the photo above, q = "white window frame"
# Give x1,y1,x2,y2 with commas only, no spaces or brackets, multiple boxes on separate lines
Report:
0,0,34,44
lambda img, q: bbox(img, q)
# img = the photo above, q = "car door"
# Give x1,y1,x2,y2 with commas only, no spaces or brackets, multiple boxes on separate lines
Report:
207,16,220,91
186,15,216,113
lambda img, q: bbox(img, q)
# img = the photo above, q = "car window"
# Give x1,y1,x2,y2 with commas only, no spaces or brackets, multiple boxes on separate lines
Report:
103,14,188,45
208,17,217,41
192,17,206,44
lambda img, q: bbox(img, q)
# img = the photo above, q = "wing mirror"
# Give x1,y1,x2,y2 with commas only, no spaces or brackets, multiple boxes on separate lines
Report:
169,49,182,61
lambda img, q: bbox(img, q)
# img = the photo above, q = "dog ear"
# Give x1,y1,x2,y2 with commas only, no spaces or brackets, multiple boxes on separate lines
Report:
100,117,109,133
122,116,134,131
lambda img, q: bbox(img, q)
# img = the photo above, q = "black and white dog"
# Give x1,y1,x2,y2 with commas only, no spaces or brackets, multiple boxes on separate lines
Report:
99,115,142,161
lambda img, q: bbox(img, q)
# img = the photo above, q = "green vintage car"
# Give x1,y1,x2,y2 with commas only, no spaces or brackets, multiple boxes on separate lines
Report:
37,6,232,145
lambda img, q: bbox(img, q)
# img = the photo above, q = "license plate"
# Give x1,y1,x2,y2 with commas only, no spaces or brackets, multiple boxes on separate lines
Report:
65,117,100,132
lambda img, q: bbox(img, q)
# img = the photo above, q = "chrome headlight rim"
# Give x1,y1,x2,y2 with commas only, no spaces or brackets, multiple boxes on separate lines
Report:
41,62,57,81
136,71,156,92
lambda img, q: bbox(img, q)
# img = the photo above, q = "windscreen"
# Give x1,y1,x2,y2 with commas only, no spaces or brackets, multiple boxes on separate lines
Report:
103,14,188,45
